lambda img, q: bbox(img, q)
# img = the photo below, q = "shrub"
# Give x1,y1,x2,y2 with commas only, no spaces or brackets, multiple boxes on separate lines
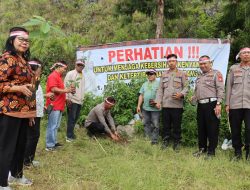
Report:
182,102,198,146
133,120,144,134
103,79,144,125
78,92,103,126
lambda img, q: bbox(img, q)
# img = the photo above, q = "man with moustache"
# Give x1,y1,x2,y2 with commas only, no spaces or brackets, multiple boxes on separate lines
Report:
191,55,224,158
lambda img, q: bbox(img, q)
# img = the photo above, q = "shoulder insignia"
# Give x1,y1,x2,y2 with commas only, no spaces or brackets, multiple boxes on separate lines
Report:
217,72,223,82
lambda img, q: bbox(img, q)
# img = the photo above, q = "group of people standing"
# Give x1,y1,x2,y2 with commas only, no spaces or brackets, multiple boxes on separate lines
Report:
137,48,250,161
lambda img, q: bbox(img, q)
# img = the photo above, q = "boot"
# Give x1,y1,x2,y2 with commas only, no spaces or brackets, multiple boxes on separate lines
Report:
193,148,206,157
173,141,181,152
204,150,215,160
231,150,242,161
161,139,170,150
245,145,249,161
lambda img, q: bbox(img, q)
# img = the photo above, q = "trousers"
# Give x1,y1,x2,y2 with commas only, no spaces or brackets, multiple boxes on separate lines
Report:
229,109,250,154
162,108,183,142
0,115,28,186
24,117,41,165
197,101,219,153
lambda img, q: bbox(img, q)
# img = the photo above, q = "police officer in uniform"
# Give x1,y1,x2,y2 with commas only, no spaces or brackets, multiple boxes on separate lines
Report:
156,54,189,150
191,55,224,158
226,47,250,160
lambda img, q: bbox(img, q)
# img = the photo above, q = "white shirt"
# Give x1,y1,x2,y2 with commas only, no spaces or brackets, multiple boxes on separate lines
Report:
36,85,44,117
64,69,85,105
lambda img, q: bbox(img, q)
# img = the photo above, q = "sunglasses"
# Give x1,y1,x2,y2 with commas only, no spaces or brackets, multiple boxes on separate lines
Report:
147,73,155,76
77,64,85,67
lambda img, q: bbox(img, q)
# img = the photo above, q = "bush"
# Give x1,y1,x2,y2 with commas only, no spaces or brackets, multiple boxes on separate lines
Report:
182,102,198,146
219,102,231,141
133,120,144,134
78,92,103,126
103,79,144,125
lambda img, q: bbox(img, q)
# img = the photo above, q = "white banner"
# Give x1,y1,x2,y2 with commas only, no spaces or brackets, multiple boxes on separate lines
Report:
77,39,230,95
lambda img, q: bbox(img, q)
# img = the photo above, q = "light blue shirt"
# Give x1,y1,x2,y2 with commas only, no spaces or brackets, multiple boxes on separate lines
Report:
139,80,160,111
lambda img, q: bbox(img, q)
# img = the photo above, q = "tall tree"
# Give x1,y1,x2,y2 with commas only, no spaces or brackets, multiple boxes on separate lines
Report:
216,0,250,61
115,0,183,38
155,0,164,38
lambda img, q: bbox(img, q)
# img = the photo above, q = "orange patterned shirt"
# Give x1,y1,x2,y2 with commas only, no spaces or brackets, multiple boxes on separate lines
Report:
0,51,36,115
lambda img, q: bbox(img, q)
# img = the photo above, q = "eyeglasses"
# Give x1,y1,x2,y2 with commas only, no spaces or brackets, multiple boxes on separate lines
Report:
241,51,250,54
17,36,30,43
77,64,85,67
62,66,68,71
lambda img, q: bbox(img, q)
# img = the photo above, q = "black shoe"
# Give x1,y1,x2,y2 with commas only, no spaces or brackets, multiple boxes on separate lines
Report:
173,142,180,152
55,143,63,147
87,130,93,137
246,152,250,161
204,151,215,160
246,155,250,163
193,148,206,157
245,146,249,160
151,141,158,145
161,140,170,150
207,150,215,155
231,154,242,162
231,151,242,162
24,162,32,169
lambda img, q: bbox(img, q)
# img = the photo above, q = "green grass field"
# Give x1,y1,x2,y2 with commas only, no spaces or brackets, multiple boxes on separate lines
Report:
15,119,250,190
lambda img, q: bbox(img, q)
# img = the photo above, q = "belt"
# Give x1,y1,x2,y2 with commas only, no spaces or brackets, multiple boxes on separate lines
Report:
198,98,217,104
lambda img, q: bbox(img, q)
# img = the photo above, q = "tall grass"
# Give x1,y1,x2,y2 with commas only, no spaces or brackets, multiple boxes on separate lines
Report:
15,118,250,190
